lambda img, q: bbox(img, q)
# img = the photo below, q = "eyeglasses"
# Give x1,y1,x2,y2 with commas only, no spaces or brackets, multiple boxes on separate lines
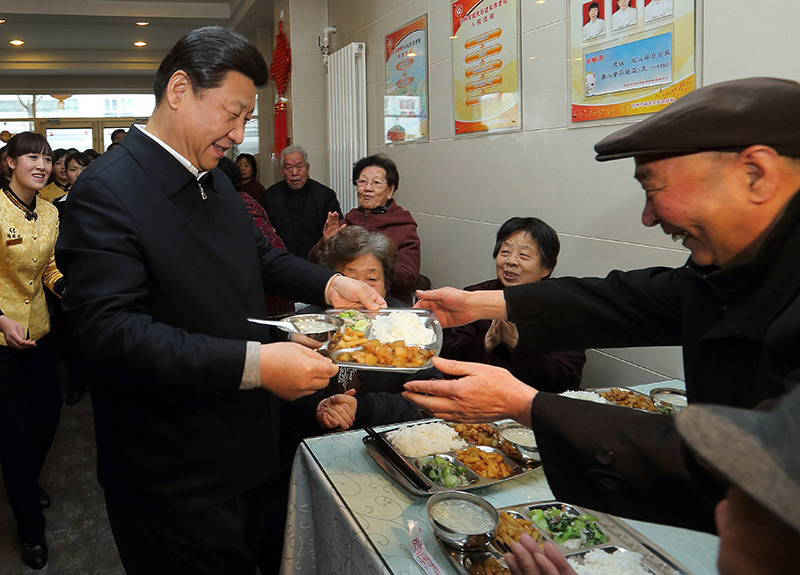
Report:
356,179,387,188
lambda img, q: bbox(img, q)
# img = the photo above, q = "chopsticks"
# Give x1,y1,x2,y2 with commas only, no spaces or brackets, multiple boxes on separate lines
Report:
364,427,432,492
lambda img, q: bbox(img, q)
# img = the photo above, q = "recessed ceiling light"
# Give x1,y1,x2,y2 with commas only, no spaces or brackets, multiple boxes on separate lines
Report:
134,41,147,47
10,39,24,46
136,22,149,26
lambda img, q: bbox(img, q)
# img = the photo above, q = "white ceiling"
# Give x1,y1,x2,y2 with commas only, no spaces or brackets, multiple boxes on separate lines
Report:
0,0,274,93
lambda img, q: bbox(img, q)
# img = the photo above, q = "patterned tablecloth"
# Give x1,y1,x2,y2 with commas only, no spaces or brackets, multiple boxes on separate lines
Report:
281,381,720,575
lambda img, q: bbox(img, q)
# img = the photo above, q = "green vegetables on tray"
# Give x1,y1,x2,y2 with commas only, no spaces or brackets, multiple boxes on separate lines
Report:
337,310,371,332
419,456,470,488
528,506,608,548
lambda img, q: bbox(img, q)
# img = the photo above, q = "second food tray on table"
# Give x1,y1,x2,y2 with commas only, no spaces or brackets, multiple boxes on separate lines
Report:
363,420,541,496
438,500,692,575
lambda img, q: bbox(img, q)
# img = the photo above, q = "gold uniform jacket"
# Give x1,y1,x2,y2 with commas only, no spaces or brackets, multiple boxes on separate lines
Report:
0,190,63,345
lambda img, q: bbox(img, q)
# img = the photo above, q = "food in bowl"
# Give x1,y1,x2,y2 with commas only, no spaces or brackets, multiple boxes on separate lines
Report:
427,492,499,551
455,446,513,479
429,498,497,534
418,455,471,488
497,426,537,450
528,506,608,549
386,422,467,458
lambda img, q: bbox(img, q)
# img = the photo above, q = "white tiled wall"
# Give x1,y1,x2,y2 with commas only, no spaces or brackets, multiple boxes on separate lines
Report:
277,0,800,387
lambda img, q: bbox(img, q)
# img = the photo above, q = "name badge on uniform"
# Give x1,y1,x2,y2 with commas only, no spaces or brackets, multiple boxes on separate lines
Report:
6,227,22,246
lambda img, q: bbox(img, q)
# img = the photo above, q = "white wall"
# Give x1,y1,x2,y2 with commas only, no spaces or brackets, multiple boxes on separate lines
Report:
305,0,800,387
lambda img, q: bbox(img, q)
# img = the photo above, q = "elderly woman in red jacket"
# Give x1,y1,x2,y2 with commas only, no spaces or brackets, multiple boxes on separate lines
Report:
309,154,421,304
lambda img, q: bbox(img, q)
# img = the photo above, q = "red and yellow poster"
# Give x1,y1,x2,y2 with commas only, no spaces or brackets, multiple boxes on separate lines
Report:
452,0,519,136
570,0,696,122
385,16,428,144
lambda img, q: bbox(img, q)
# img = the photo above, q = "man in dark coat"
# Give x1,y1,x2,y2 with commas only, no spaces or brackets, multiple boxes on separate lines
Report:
261,144,342,259
56,27,383,575
405,77,800,533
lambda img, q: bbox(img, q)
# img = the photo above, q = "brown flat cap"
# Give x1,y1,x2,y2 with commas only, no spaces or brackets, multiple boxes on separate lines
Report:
595,77,800,161
676,387,800,538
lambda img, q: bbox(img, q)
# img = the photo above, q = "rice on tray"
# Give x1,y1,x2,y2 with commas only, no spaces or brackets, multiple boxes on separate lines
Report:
560,390,608,404
566,549,651,575
386,422,467,458
371,311,435,346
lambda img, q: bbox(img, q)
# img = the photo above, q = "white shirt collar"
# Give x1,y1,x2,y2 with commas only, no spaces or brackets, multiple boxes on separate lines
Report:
134,124,209,181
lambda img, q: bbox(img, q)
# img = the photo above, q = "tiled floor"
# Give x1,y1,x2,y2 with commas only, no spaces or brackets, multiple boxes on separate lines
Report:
0,386,125,574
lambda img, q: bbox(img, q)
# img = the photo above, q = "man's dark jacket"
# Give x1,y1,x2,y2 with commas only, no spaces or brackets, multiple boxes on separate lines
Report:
55,126,335,513
261,178,341,259
505,188,800,532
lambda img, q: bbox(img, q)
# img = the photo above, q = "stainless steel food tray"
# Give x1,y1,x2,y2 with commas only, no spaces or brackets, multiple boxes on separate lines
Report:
323,308,443,373
437,500,691,575
363,421,539,496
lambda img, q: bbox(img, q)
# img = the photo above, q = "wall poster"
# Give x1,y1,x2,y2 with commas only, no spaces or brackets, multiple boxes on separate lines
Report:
571,0,695,122
385,15,428,144
451,0,519,136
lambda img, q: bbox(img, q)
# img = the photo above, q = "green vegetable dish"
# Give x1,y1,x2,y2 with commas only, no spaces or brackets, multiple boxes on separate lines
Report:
419,456,471,488
528,506,609,549
337,310,371,332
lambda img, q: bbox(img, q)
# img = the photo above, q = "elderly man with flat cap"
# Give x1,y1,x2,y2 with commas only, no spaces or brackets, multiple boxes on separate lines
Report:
405,77,800,532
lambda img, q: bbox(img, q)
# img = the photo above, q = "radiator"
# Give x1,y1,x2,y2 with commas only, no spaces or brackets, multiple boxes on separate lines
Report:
327,42,367,214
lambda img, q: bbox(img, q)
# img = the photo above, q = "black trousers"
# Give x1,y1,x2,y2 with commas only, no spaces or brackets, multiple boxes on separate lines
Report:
105,482,270,575
0,335,63,542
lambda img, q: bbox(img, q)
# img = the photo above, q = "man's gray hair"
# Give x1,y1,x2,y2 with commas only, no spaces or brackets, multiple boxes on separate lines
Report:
281,145,309,166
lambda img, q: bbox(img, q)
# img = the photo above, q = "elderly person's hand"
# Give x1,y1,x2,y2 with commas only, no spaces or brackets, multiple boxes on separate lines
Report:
316,389,357,430
0,315,37,350
327,274,386,310
403,357,536,426
414,287,507,328
505,536,576,575
499,319,519,351
485,319,503,354
322,211,344,241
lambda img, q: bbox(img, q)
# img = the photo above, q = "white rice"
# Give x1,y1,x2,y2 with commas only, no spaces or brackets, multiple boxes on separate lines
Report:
567,549,651,575
386,422,467,458
560,390,609,404
371,311,435,346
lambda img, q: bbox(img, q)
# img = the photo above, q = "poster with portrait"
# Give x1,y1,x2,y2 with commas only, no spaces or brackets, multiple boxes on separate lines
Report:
582,1,607,41
570,0,695,122
451,0,520,136
644,0,673,22
385,16,428,144
611,0,637,31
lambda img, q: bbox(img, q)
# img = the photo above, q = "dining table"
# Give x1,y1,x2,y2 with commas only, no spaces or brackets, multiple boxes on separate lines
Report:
280,380,721,575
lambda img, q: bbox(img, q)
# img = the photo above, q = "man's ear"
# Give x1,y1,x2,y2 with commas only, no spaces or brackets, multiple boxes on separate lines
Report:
738,145,781,205
165,70,191,111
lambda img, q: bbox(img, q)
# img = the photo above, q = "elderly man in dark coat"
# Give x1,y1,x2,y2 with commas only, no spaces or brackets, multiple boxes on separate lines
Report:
406,77,800,533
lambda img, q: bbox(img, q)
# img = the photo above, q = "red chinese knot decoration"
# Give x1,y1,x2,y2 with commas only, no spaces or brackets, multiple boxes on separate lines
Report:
271,19,292,157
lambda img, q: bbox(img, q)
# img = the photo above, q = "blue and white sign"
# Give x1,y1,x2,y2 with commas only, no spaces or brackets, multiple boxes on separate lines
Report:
584,32,672,97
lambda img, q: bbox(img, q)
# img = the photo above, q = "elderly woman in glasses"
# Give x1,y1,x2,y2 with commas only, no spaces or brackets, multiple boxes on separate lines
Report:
308,154,421,304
